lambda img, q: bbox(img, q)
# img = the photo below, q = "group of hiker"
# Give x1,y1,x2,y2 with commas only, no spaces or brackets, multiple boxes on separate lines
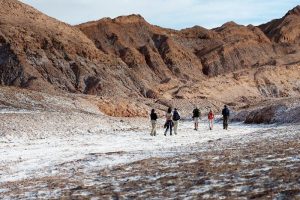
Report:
150,105,230,136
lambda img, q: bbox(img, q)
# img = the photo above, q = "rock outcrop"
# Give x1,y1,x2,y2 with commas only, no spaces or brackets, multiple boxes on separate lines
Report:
0,0,113,94
78,6,300,79
0,0,163,99
176,23,275,76
259,6,300,44
77,15,204,83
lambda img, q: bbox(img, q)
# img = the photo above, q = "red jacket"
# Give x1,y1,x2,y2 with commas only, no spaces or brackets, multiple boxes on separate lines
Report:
208,112,214,120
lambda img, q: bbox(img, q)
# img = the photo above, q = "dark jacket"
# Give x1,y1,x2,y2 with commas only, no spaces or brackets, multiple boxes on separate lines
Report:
150,113,158,120
222,107,230,117
173,110,181,121
193,109,200,118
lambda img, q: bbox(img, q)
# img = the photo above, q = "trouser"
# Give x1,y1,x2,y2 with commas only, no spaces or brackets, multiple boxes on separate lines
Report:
173,120,179,134
164,120,173,135
194,117,199,130
151,120,157,136
208,119,214,130
223,116,229,130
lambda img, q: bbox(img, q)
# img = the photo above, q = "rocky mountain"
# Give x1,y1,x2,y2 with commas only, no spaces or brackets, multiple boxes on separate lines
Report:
0,0,163,99
77,8,300,113
77,15,276,78
176,23,275,76
0,0,110,93
78,15,203,81
259,6,300,44
77,9,300,78
0,0,300,117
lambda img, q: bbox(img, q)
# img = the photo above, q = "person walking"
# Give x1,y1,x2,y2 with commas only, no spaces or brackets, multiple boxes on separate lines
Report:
192,107,201,131
150,109,158,136
172,108,181,135
208,109,215,130
222,105,230,130
164,107,173,136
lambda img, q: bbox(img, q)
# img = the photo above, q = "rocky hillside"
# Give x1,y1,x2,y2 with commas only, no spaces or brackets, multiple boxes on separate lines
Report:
0,0,167,99
259,6,300,44
78,15,203,81
78,7,300,78
0,0,299,117
77,9,300,114
176,23,275,76
78,16,275,78
0,0,111,93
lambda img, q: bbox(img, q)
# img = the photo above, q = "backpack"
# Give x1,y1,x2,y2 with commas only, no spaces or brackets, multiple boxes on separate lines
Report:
226,109,230,116
173,111,181,121
193,109,200,118
223,108,230,116
150,113,158,120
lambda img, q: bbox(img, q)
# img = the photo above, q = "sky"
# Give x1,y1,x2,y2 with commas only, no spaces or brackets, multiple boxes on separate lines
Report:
20,0,299,29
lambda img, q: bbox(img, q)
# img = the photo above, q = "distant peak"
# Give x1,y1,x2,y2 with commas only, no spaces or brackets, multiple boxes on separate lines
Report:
113,14,146,23
286,5,300,16
180,25,208,32
221,21,239,28
191,25,208,30
78,15,147,27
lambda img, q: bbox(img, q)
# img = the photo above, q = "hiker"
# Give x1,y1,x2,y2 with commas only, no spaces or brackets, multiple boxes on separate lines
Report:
172,108,181,135
222,105,230,130
150,109,158,136
208,109,215,130
192,107,201,131
164,107,173,136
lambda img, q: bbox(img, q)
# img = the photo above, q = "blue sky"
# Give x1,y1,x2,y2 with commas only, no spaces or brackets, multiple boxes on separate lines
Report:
20,0,299,29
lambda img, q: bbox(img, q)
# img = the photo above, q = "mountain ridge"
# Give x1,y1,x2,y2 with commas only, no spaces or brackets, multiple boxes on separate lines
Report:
0,0,299,116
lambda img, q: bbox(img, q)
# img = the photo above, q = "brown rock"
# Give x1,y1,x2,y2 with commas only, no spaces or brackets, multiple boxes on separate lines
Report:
259,6,300,44
0,1,300,117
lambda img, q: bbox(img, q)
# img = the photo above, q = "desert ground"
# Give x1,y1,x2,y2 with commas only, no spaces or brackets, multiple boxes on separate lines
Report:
0,110,299,199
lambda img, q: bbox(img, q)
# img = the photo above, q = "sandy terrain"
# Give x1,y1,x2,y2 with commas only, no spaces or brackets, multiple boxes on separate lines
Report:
0,110,299,199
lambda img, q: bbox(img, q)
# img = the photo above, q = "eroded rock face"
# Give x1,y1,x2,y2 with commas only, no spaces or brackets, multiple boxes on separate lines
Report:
244,104,300,124
244,104,288,124
177,23,275,76
0,1,90,92
78,6,300,79
0,35,25,86
0,0,137,97
77,15,204,84
259,6,300,44
231,97,300,124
